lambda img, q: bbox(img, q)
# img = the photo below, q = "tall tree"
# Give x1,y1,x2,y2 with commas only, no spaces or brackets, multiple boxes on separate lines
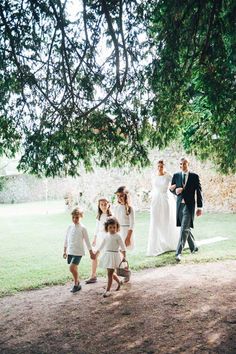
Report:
0,0,235,176
148,0,236,174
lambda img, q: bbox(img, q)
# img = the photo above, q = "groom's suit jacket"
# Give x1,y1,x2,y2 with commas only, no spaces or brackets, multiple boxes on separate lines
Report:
171,172,203,228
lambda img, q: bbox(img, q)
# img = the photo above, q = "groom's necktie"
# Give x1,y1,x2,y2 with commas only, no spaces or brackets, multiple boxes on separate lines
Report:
182,173,186,186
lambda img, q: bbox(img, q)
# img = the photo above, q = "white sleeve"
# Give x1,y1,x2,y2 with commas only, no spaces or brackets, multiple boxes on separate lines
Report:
112,205,117,218
117,234,126,252
109,207,114,216
151,174,156,188
64,226,70,248
94,219,99,236
167,173,173,183
98,237,106,252
129,207,135,230
150,175,156,198
82,227,92,251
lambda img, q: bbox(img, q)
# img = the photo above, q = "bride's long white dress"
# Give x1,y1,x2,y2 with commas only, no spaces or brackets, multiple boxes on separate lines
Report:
146,173,179,256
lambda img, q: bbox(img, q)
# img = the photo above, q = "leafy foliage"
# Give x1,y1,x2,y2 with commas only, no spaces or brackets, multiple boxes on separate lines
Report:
0,0,235,175
148,0,236,174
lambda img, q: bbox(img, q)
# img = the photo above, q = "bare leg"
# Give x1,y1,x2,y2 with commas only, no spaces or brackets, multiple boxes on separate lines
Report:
113,272,121,291
85,259,98,284
91,258,97,278
69,264,79,285
106,269,114,291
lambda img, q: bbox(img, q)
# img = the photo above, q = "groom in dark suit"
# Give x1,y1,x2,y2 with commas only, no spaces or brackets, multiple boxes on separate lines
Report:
170,157,203,262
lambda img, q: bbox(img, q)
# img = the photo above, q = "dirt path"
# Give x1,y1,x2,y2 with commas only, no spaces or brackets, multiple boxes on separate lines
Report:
1,260,236,354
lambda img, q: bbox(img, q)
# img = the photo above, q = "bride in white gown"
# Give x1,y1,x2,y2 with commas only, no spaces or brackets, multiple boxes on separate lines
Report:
147,159,179,256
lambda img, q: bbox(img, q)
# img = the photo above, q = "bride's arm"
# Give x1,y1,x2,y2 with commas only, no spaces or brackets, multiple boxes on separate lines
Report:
169,173,177,194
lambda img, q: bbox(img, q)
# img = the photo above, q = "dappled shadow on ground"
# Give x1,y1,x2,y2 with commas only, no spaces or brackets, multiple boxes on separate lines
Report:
0,261,236,354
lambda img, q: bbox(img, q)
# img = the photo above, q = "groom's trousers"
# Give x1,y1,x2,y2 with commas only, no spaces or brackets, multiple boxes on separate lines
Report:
176,204,196,255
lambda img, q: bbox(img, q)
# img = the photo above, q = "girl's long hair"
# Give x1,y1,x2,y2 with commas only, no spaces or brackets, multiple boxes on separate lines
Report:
116,186,131,216
97,198,112,220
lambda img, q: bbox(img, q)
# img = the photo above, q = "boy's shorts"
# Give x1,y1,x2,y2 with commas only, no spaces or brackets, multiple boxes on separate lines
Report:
67,255,82,265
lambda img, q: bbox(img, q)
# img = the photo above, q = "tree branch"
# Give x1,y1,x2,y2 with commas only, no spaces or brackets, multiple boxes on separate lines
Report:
199,0,221,64
118,0,128,93
101,0,121,89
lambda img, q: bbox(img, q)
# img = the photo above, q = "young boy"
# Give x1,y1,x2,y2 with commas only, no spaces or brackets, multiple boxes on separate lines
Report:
63,207,95,293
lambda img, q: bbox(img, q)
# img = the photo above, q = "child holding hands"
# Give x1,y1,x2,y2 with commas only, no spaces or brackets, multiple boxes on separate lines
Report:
113,186,134,283
85,197,112,284
113,186,135,250
96,217,126,298
63,207,95,293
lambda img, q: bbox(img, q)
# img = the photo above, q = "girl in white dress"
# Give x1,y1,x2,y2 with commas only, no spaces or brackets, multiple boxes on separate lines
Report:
96,217,126,298
147,160,179,256
113,186,135,250
85,198,112,284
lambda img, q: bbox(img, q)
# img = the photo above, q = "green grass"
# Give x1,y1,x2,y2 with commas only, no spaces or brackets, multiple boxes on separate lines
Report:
0,200,235,296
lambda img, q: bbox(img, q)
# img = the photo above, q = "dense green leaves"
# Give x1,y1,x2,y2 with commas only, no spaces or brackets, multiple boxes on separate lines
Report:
148,0,236,173
0,0,235,175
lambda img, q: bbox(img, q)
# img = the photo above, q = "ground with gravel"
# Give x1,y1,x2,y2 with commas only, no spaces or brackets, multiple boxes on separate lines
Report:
1,260,236,354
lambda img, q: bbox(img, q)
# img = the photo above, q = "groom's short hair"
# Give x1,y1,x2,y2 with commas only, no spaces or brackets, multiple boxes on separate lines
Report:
180,157,190,163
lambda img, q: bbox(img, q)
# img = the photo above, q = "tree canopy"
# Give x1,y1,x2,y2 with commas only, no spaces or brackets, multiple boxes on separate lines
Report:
0,0,235,176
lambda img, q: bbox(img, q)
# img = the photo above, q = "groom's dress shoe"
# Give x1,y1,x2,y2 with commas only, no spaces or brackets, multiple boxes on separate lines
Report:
191,247,199,254
176,254,181,262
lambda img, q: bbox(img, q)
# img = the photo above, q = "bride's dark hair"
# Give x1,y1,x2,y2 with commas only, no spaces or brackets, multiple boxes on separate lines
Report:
157,159,165,165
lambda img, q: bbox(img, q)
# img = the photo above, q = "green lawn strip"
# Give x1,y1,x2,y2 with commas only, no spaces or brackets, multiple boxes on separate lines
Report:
0,201,235,296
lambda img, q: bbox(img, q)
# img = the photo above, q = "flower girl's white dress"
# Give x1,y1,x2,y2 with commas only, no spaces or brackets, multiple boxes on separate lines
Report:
93,213,109,251
113,204,135,250
99,233,126,269
147,173,179,256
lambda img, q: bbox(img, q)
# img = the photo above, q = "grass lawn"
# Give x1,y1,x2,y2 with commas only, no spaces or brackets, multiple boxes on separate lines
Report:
0,200,235,296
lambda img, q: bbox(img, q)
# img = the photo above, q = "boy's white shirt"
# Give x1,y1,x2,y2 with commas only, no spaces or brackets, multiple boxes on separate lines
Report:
64,223,92,256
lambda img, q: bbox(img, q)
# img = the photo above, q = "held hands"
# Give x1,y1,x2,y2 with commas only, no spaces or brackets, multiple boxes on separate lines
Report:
89,250,96,260
122,251,126,262
169,184,176,191
122,254,128,270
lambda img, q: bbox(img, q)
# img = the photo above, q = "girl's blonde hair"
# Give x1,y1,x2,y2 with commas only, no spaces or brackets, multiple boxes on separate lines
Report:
71,207,83,218
115,186,131,216
104,217,120,232
96,197,112,220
